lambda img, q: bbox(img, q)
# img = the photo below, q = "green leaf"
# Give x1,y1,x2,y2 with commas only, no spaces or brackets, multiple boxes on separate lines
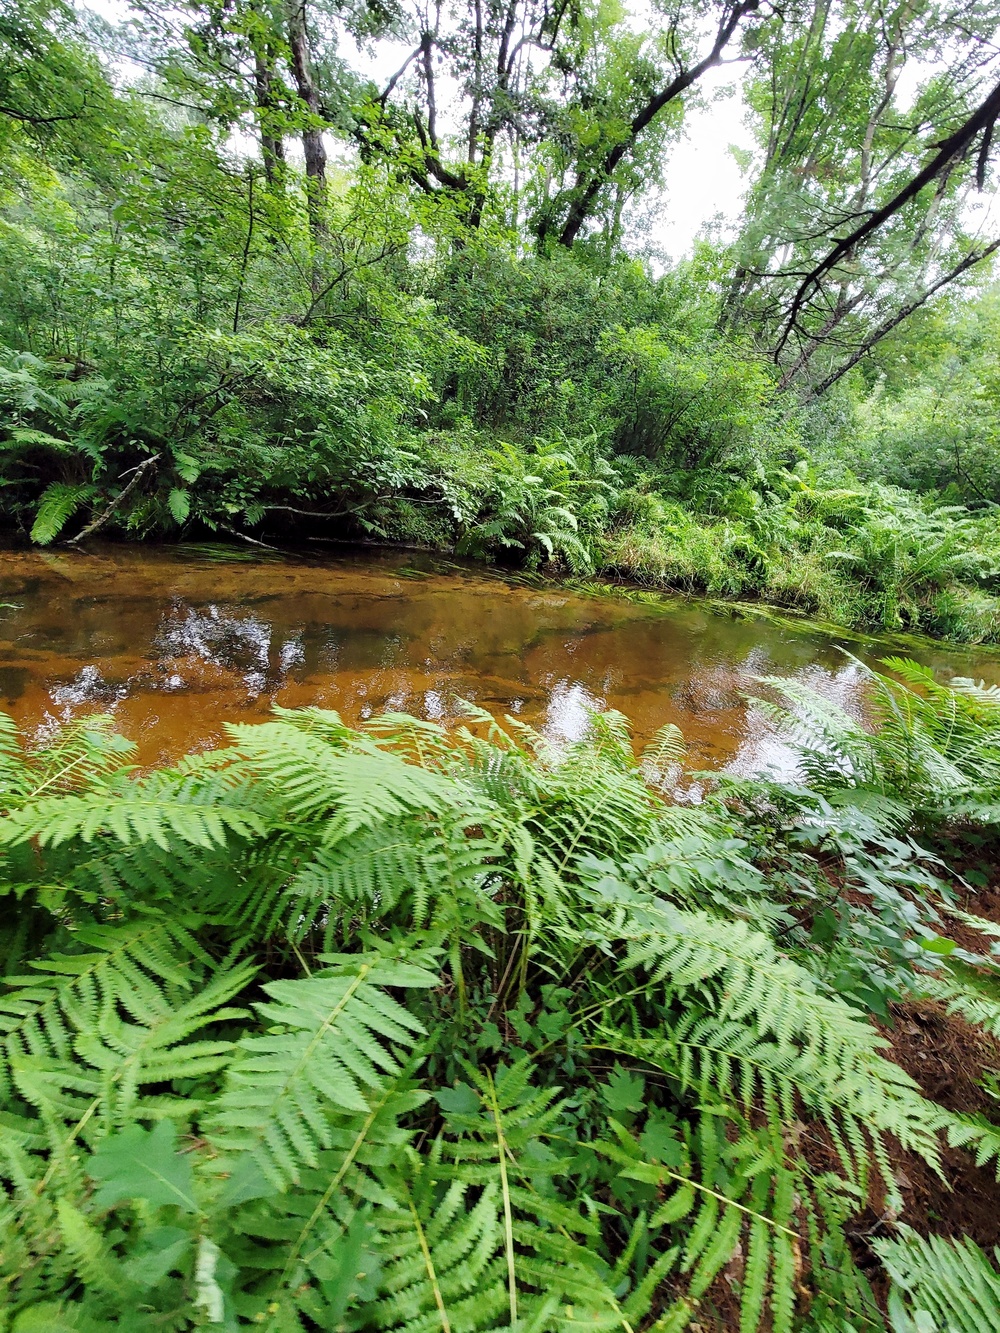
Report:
919,936,958,956
640,1111,684,1166
13,1306,82,1333
121,1227,192,1291
30,482,92,545
434,1082,481,1115
603,1064,647,1114
167,487,191,525
88,1121,198,1213
172,451,202,483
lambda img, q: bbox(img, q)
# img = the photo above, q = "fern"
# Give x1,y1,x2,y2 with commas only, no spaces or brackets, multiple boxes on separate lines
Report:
208,954,436,1191
755,654,1000,826
360,1169,509,1331
1,700,997,1329
225,713,472,842
873,1226,1000,1332
29,481,96,545
917,968,1000,1039
0,916,221,1101
0,712,136,814
579,865,943,1167
0,783,263,849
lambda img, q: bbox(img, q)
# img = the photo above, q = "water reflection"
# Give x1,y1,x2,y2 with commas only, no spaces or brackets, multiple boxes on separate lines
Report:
1,543,998,774
545,680,606,745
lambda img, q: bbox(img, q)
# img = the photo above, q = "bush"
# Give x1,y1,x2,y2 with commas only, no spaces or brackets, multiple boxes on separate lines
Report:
598,325,796,477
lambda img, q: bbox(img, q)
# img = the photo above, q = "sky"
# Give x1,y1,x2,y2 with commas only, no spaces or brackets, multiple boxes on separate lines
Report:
650,71,753,259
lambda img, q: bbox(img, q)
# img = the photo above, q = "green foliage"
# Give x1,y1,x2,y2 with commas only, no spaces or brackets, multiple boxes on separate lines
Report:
7,0,1000,1321
754,654,1000,827
29,481,95,544
599,323,794,473
1,1,999,641
873,1227,1000,1332
2,683,1000,1328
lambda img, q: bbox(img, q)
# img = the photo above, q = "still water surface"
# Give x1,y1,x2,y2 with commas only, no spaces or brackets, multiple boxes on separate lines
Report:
2,543,997,773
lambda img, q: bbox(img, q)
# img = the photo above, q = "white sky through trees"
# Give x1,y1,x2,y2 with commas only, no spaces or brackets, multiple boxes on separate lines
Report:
79,0,755,259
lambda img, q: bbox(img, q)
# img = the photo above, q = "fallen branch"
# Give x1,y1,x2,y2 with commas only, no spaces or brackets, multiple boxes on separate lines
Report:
217,522,281,551
69,454,160,544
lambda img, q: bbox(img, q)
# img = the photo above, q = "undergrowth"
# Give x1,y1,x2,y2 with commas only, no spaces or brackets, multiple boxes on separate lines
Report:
2,662,1000,1328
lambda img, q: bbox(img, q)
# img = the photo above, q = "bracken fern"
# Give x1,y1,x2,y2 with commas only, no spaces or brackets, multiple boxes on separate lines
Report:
0,692,998,1329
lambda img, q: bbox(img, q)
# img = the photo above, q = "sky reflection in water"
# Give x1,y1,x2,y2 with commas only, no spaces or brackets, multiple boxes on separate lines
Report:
1,543,996,777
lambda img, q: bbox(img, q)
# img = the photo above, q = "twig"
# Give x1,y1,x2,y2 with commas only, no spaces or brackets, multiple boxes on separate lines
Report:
69,454,161,545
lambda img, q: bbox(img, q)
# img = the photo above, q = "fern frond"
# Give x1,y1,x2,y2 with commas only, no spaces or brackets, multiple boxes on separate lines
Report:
0,712,30,805
226,718,474,842
580,876,944,1166
363,1171,508,1332
30,482,96,545
208,955,436,1191
916,970,1000,1039
1,713,136,812
0,917,216,1103
640,720,686,771
873,1225,1000,1332
0,783,263,849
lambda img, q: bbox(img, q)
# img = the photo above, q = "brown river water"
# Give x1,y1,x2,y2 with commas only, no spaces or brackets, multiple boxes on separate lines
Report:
2,543,998,774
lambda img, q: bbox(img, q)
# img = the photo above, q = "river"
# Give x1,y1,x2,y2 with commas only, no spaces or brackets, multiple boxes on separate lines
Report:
2,543,996,774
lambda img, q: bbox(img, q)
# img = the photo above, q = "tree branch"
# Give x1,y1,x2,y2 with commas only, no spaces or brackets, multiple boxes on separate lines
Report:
69,455,161,545
773,76,1000,359
555,0,762,248
801,240,1000,397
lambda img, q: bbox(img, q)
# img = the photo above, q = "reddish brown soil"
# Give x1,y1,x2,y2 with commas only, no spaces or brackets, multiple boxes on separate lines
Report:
880,1001,1000,1242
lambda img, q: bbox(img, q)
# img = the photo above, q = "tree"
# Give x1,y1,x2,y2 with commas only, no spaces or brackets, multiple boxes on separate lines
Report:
0,0,110,142
726,0,1000,392
349,0,771,248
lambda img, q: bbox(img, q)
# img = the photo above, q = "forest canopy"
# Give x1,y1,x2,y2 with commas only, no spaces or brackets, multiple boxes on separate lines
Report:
5,0,1000,638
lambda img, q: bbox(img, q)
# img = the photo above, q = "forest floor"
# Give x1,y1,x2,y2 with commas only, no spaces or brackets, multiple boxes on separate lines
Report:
689,871,1000,1330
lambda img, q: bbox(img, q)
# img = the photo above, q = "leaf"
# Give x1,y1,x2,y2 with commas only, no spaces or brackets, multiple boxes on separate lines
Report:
603,1064,647,1114
12,1306,82,1333
172,451,202,483
167,487,191,525
121,1227,192,1291
919,936,958,956
208,958,430,1191
434,1082,481,1116
9,428,72,453
640,1111,684,1166
30,482,92,545
87,1121,198,1212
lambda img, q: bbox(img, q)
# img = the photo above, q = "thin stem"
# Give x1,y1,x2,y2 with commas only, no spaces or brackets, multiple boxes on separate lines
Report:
406,1188,452,1333
486,1071,518,1326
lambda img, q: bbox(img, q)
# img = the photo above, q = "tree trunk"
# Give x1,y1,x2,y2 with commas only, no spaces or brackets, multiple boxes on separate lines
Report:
253,48,285,189
286,0,327,251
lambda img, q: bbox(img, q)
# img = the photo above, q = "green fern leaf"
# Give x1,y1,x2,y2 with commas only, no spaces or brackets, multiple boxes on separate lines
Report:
208,955,435,1191
874,1225,1000,1332
30,483,95,545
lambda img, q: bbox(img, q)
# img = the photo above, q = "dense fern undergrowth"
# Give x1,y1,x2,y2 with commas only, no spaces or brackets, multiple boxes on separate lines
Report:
4,660,1000,1330
10,334,1000,647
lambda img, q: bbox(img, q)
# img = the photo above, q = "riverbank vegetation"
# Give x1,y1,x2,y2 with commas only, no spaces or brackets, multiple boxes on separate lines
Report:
7,0,1000,638
4,664,1000,1329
